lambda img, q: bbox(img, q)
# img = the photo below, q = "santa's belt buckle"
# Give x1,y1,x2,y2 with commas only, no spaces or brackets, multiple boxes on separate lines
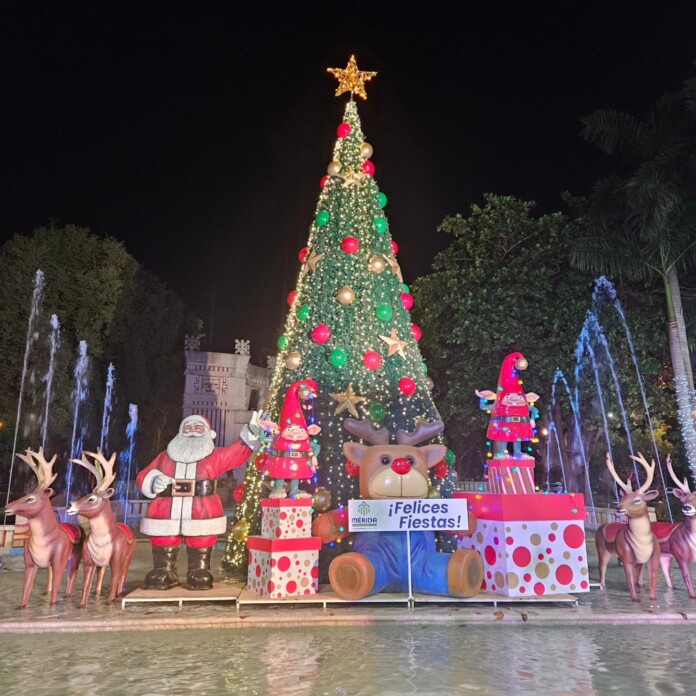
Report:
172,479,195,497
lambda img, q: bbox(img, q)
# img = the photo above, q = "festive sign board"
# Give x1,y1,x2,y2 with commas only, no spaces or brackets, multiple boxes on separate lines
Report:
347,498,470,533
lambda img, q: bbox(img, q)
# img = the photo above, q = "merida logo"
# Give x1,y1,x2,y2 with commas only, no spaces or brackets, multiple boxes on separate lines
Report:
358,501,371,515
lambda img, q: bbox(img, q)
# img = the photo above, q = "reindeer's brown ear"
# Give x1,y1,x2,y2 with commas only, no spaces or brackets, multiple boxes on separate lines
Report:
43,488,55,498
102,487,115,499
643,490,659,501
343,442,368,465
673,489,687,502
421,444,447,468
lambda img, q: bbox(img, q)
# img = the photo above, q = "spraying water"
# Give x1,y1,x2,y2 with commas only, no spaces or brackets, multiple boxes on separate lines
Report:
5,270,45,518
40,314,61,449
65,341,90,503
100,363,115,451
117,404,138,524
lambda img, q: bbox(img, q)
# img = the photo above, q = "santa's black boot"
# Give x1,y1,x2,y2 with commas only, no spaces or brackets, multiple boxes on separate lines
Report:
144,545,179,590
186,547,214,590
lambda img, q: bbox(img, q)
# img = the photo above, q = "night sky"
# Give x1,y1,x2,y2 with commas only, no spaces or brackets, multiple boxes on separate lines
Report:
2,2,695,362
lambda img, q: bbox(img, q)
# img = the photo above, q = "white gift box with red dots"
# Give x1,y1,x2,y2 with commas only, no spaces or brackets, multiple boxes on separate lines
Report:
454,492,589,597
247,536,321,598
260,498,313,540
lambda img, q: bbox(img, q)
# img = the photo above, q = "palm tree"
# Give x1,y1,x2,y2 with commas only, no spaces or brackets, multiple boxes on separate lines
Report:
570,74,696,473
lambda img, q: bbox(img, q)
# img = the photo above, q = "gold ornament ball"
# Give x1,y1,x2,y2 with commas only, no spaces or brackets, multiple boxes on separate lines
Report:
425,375,434,389
427,486,442,499
285,351,302,371
313,487,332,512
231,519,249,542
361,142,373,159
336,285,356,305
369,255,386,273
327,160,342,176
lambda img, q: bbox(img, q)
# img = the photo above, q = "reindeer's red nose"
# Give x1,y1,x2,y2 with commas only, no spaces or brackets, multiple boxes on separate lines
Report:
391,458,411,475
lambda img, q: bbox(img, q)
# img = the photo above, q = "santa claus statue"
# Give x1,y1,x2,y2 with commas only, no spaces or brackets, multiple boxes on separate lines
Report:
137,411,265,590
266,379,321,499
475,352,539,458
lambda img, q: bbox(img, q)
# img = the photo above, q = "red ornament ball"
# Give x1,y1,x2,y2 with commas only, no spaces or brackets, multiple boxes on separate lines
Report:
390,240,399,255
311,323,331,344
433,461,449,479
401,292,414,310
399,377,417,396
361,160,375,176
341,236,360,254
255,454,267,473
287,290,298,307
337,122,351,138
233,484,246,503
298,247,309,263
363,351,382,371
411,324,422,342
320,175,330,188
345,460,360,477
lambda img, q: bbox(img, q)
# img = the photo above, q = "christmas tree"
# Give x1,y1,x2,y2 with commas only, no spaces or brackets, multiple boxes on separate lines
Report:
224,57,456,572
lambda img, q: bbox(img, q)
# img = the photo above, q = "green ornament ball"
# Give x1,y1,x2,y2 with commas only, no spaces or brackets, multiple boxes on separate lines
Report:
377,192,388,208
316,210,330,227
277,335,288,351
422,362,428,374
297,305,310,322
445,448,456,466
373,217,387,234
329,348,347,368
375,305,393,322
369,403,387,422
402,283,410,293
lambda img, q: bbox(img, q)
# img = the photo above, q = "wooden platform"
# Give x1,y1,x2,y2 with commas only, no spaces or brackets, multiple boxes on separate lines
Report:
122,583,578,610
121,582,243,609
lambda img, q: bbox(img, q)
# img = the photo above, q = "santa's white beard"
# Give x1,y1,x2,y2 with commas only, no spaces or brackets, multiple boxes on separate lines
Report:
167,433,215,463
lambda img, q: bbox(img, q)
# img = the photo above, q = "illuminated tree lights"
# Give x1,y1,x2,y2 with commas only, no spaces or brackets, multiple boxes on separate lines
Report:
224,94,454,572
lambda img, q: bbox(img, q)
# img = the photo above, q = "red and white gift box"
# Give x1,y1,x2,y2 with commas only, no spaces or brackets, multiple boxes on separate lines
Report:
247,536,321,598
260,498,313,540
455,491,589,597
486,455,535,494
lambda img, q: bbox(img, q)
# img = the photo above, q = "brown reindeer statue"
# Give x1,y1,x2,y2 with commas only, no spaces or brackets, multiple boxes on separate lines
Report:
4,448,83,608
651,455,696,598
312,418,482,600
67,449,136,605
596,452,660,602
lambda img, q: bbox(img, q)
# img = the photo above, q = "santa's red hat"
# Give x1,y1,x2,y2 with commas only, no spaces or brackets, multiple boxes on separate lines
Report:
179,414,216,440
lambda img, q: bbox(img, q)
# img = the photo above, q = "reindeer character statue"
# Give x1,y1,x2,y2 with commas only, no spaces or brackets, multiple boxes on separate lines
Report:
596,452,660,602
312,418,483,600
4,448,83,608
652,455,696,598
67,449,136,605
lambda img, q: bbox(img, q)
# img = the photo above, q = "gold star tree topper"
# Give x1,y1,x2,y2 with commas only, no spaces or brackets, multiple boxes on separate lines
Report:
327,55,377,100
330,382,367,417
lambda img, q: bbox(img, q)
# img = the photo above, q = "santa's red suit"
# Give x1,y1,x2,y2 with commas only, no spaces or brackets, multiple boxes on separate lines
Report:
137,441,251,548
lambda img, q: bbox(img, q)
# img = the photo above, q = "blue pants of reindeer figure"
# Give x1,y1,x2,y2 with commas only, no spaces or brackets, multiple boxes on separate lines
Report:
354,530,451,595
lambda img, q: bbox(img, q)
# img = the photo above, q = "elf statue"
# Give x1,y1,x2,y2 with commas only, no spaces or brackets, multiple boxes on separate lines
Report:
265,379,321,499
475,352,539,458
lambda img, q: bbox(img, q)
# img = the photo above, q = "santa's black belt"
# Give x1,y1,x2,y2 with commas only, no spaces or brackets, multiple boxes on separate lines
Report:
159,480,217,497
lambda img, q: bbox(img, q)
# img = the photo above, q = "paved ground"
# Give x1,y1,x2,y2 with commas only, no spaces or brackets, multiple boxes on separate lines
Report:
2,538,696,633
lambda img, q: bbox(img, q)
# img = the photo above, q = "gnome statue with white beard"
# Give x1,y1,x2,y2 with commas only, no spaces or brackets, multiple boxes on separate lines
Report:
137,412,264,590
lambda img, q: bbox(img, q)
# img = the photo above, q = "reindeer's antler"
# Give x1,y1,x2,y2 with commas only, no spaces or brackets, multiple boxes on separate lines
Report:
629,452,656,495
343,418,390,445
606,452,633,494
665,454,690,494
396,420,445,446
70,448,117,492
16,447,58,490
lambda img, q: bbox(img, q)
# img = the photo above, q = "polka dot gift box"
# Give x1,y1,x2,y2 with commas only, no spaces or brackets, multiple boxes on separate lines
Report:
455,492,589,597
261,498,313,539
247,498,322,598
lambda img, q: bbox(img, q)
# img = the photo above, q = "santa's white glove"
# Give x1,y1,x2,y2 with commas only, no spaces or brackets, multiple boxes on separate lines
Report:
152,473,176,495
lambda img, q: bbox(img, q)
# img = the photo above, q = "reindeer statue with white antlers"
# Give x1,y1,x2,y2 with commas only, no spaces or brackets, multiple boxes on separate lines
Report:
4,448,83,608
596,452,660,602
652,455,696,598
67,449,136,605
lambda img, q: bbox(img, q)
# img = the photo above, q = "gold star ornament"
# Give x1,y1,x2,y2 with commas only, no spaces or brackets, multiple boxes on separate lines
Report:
330,382,367,417
379,329,409,359
327,55,377,100
384,254,403,283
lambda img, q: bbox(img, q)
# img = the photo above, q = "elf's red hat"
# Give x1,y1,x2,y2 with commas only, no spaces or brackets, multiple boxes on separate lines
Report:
279,379,318,430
